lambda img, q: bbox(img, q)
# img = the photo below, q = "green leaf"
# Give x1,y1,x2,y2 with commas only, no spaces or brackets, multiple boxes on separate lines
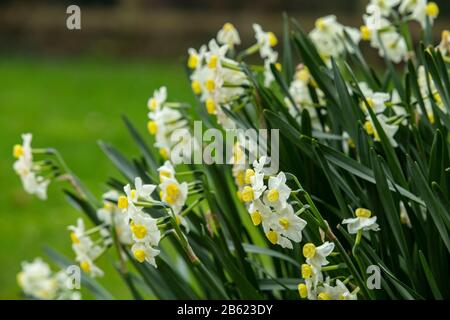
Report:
418,250,443,299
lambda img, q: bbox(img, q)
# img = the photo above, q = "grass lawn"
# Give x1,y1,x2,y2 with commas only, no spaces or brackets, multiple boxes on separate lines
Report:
0,56,194,299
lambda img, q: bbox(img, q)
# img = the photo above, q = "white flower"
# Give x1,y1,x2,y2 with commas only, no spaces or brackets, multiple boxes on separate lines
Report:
274,204,307,243
132,242,160,268
253,24,278,59
437,30,449,56
364,114,399,147
158,160,176,182
17,258,57,300
13,133,50,200
303,241,335,269
367,0,401,17
377,31,408,63
124,177,156,204
147,86,167,112
248,199,272,229
187,45,207,70
159,177,188,214
342,208,380,234
68,219,105,277
408,0,439,28
130,212,161,247
217,22,241,49
359,82,389,114
263,172,291,208
317,279,357,300
241,172,266,203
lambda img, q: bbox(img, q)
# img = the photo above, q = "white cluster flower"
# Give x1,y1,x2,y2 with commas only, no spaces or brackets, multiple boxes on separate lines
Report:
309,15,361,62
239,156,307,249
298,242,356,300
13,133,50,200
342,208,380,234
285,65,325,130
147,86,195,160
118,177,161,267
17,258,80,300
253,23,280,87
68,219,110,277
188,38,247,128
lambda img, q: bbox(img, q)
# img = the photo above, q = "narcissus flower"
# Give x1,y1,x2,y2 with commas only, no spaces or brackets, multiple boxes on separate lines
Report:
130,213,161,247
303,242,335,269
342,208,380,234
159,176,188,214
132,242,160,268
147,86,167,112
13,133,50,200
263,171,291,209
217,22,241,49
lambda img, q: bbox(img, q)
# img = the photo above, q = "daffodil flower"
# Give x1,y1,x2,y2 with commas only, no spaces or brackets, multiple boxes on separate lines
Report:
132,242,160,268
159,177,188,214
342,208,380,234
217,22,241,50
303,241,335,269
130,213,161,247
263,171,291,209
147,86,167,112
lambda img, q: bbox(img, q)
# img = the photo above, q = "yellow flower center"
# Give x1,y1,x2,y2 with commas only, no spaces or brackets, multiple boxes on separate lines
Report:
191,80,202,94
223,22,234,31
244,169,255,184
236,190,243,201
147,120,158,135
364,120,375,135
366,97,374,109
241,186,255,202
80,261,91,273
266,230,278,245
279,217,290,230
298,283,308,298
165,183,180,204
159,170,172,181
267,189,279,202
205,79,216,92
428,112,435,124
149,98,158,111
70,232,80,244
355,207,372,218
318,292,332,300
188,54,199,69
159,148,169,160
206,98,216,114
13,144,24,158
236,170,245,187
275,63,282,71
131,224,147,239
360,25,371,41
130,189,137,200
268,32,278,47
133,249,146,263
117,196,128,209
303,243,316,259
250,211,262,226
296,68,310,83
315,18,326,30
301,264,313,279
208,55,218,69
426,2,439,18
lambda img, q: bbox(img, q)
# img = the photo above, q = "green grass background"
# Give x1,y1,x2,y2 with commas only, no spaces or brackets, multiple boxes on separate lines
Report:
0,57,193,299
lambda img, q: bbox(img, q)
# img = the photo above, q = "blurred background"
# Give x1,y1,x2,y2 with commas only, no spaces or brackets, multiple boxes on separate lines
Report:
0,0,448,299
